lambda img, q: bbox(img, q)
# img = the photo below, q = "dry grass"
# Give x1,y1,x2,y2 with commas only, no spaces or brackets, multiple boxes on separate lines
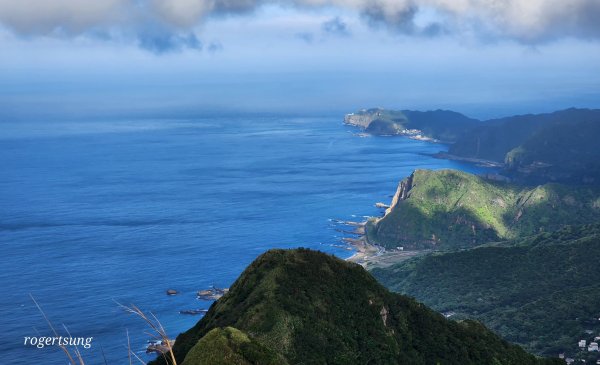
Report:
30,294,87,365
117,302,178,365
30,294,177,365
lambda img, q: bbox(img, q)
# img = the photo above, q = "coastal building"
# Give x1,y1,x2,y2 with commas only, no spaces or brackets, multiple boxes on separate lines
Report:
589,342,599,352
565,359,574,365
580,340,588,348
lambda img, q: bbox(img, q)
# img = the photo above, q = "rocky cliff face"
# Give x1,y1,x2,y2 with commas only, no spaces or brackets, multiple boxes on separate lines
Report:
343,112,376,128
384,172,414,217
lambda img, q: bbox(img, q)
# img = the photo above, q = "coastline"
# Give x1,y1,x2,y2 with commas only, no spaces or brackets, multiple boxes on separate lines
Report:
342,221,426,269
343,117,504,169
432,152,503,168
340,119,492,269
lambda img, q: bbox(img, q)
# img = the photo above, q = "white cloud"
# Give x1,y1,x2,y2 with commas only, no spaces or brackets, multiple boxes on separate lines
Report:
422,0,600,41
0,0,126,34
0,0,598,50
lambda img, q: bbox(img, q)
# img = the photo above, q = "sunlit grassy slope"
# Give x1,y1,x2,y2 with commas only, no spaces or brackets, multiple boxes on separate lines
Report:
367,169,600,249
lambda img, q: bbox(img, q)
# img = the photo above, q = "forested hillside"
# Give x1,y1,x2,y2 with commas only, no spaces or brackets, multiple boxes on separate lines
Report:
372,224,600,356
151,249,561,365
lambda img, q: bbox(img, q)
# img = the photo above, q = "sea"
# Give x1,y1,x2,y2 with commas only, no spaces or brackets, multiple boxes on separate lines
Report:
0,115,491,364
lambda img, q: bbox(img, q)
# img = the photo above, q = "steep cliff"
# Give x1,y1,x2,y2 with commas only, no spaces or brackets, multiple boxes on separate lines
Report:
383,170,414,217
344,109,381,128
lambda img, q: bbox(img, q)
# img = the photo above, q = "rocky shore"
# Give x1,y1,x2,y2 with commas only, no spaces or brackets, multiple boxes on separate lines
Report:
340,217,425,269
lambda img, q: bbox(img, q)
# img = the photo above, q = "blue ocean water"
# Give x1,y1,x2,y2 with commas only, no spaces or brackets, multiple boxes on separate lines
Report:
0,116,490,364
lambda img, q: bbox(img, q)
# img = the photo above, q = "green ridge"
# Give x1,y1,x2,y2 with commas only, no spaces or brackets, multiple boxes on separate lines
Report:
504,119,600,184
347,107,600,184
448,108,600,183
181,327,287,365
152,249,561,365
367,169,600,249
345,108,480,141
372,224,600,356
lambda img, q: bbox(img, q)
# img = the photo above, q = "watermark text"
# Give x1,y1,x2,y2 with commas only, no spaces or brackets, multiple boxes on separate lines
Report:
24,336,93,349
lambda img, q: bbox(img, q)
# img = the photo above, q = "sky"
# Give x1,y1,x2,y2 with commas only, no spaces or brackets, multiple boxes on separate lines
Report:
0,0,599,120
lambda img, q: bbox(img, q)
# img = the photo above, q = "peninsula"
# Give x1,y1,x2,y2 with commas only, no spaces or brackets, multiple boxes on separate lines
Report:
345,107,600,184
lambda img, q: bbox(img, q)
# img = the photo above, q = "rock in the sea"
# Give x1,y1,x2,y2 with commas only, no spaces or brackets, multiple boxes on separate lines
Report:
197,287,229,301
180,309,208,315
147,339,175,354
166,289,179,296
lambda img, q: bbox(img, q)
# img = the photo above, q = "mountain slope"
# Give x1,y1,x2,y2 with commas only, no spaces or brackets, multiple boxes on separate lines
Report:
448,108,600,161
344,108,480,141
367,169,600,249
346,107,600,184
180,327,287,365
448,108,600,183
371,224,600,356
152,249,561,365
504,118,600,184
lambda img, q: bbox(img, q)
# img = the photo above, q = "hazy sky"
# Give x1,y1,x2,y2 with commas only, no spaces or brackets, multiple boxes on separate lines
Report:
1,1,599,119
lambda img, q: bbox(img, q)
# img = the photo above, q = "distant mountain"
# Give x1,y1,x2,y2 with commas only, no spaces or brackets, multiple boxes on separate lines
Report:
151,249,561,365
372,224,600,357
344,108,480,142
346,107,600,184
448,110,570,161
366,169,600,250
449,108,599,159
504,118,600,184
447,108,600,183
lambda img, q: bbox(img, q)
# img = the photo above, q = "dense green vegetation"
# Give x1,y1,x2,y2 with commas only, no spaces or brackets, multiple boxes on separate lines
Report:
449,108,600,161
151,249,561,365
372,224,600,357
401,110,481,142
367,169,600,249
180,327,287,365
348,107,600,183
447,110,563,161
504,119,600,184
448,108,600,183
345,108,480,141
